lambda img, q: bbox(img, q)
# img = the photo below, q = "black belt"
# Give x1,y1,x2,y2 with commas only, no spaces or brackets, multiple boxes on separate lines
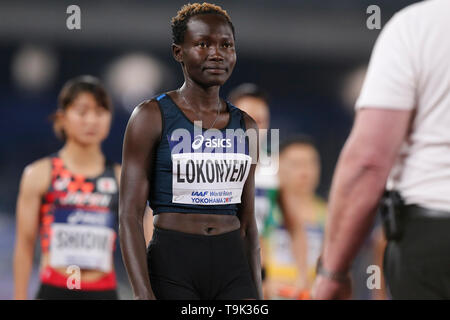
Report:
402,204,450,219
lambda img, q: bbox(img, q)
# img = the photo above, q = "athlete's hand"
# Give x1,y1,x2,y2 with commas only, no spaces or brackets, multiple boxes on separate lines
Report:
310,275,352,300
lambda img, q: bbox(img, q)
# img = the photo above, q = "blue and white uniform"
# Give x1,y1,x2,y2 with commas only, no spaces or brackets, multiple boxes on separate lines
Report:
149,93,252,215
146,93,258,300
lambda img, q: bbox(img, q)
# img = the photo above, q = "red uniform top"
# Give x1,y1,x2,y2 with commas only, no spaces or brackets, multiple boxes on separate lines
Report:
38,154,119,290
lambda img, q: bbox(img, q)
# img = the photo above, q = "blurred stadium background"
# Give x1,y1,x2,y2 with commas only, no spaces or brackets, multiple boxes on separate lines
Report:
0,0,420,299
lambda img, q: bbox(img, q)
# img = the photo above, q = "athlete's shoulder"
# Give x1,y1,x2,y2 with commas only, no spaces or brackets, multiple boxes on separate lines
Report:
132,97,161,118
131,91,176,121
24,156,52,176
125,96,166,149
21,156,52,194
128,95,165,129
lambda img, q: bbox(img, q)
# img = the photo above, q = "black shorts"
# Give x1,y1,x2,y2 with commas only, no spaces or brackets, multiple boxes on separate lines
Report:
35,284,118,300
147,227,257,300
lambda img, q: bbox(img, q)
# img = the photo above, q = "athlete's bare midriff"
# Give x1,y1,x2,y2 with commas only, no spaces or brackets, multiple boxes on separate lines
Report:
40,253,113,282
153,212,241,235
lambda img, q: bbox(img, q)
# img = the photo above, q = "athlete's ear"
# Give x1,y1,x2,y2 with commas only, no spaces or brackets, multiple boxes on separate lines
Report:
172,43,183,64
54,109,65,124
52,109,66,140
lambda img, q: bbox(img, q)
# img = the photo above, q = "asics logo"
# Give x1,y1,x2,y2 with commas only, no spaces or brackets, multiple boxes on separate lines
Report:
191,135,232,150
192,135,204,150
67,210,108,225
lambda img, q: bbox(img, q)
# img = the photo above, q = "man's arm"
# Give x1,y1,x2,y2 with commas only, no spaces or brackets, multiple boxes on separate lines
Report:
313,108,412,299
119,100,161,300
238,113,263,300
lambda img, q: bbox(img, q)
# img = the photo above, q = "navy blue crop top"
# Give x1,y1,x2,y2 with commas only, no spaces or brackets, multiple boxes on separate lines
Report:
148,93,252,215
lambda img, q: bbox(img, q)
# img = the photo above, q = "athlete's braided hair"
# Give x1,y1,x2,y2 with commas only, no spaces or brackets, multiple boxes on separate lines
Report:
171,2,235,45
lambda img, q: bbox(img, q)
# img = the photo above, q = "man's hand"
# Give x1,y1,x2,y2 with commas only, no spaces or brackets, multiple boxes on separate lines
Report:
311,275,352,300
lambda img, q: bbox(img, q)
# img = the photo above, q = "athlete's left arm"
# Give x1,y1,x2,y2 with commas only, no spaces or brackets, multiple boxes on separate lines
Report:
237,113,263,300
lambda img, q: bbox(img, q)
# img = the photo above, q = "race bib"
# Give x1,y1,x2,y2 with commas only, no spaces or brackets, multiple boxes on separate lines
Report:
168,126,252,206
172,152,252,205
49,223,115,272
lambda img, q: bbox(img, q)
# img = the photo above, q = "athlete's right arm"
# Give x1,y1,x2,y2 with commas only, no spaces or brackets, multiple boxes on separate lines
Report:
13,158,51,300
119,100,161,300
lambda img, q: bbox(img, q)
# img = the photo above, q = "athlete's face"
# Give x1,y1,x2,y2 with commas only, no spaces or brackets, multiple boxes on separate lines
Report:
279,144,320,195
173,14,236,87
234,96,270,130
60,92,112,146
